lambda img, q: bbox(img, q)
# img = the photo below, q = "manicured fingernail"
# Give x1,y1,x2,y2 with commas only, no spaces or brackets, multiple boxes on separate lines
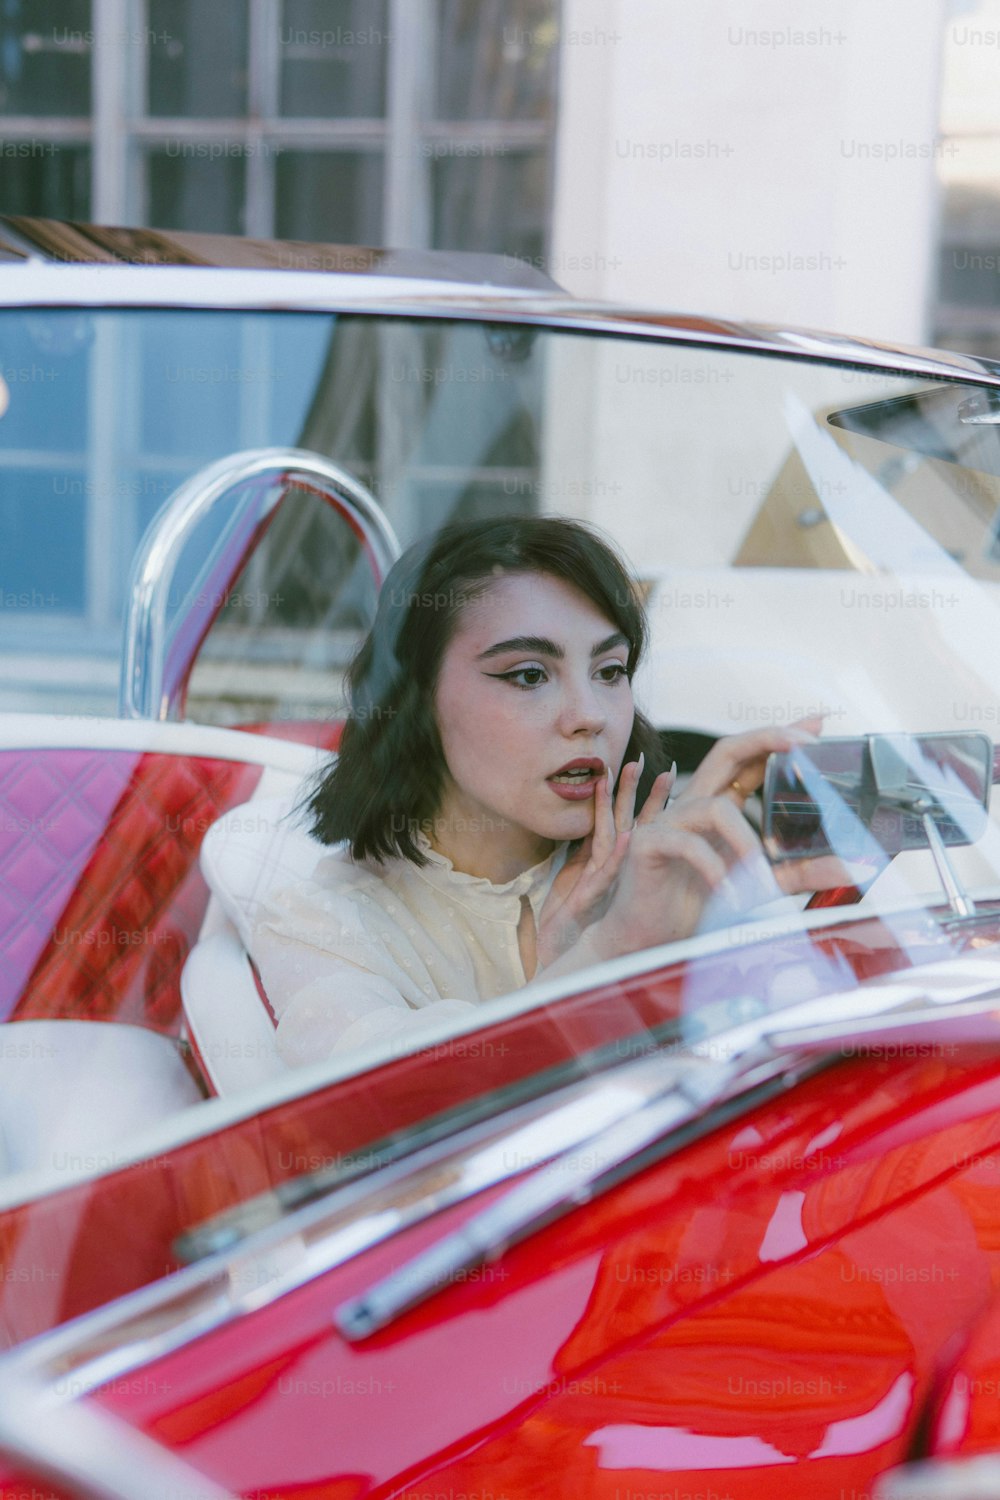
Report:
607,765,613,790
669,760,678,780
637,751,645,777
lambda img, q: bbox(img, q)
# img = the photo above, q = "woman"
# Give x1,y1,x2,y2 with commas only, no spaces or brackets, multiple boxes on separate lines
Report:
252,516,835,1066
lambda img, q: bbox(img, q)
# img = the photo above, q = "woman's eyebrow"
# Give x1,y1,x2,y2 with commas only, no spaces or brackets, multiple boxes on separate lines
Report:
477,631,628,661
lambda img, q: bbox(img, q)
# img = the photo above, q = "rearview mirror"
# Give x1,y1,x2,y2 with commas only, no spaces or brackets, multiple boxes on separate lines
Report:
762,732,992,863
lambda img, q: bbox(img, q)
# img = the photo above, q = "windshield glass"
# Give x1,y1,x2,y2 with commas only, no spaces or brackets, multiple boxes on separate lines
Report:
3,304,1000,1212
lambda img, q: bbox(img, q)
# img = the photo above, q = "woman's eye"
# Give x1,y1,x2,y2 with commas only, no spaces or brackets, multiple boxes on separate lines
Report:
489,666,548,689
596,662,629,683
508,666,547,688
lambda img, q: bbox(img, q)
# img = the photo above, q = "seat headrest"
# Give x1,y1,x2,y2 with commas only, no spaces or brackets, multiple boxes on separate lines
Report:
200,795,327,948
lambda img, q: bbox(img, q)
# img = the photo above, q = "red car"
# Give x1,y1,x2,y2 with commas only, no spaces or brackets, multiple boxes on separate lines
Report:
0,216,999,1500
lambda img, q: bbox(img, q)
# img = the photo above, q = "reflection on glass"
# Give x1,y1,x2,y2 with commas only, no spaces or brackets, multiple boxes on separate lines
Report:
279,0,389,118
0,144,90,222
275,152,384,244
147,148,246,235
432,151,548,261
0,0,92,115
436,0,556,121
147,0,247,117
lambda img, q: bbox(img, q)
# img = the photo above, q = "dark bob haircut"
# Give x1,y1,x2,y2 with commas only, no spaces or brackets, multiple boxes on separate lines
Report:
308,515,670,864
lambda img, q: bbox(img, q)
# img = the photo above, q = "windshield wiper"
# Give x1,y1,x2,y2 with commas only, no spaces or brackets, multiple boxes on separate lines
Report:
335,955,1000,1340
175,1012,694,1262
174,1032,783,1295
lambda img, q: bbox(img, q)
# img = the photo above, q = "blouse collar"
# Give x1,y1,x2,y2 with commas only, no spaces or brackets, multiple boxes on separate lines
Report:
410,831,569,921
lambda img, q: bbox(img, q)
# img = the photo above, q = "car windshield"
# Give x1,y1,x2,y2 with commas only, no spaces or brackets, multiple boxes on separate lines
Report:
4,301,1000,1207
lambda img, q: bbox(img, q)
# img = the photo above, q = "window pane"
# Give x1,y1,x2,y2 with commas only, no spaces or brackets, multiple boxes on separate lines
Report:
0,0,91,115
436,0,556,121
147,0,247,117
146,148,246,234
0,308,334,715
432,150,547,261
0,469,86,614
279,0,389,118
275,151,383,243
0,314,90,620
939,201,1000,312
0,143,90,219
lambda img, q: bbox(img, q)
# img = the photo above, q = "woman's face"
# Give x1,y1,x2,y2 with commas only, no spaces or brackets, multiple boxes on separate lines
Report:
432,571,636,862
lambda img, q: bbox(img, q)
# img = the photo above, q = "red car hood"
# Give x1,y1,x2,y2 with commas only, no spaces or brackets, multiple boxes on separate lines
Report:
3,909,1000,1498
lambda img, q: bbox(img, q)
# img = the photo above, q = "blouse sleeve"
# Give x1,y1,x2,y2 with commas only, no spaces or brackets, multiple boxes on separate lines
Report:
250,882,476,1067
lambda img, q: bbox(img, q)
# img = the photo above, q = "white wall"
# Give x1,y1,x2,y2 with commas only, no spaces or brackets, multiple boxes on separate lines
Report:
551,0,949,343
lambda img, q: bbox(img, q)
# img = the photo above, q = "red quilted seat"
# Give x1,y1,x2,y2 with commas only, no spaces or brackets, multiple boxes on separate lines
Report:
3,750,262,1034
0,750,130,1020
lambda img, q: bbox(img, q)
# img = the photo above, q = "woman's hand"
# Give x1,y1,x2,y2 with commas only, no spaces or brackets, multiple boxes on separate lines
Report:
668,717,855,899
536,754,675,969
675,716,823,807
537,717,855,976
617,717,861,946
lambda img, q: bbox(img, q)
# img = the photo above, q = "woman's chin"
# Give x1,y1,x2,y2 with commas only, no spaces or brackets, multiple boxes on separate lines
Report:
543,803,595,841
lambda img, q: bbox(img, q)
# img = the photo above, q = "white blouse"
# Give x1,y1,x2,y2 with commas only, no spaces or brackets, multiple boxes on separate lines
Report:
251,834,569,1067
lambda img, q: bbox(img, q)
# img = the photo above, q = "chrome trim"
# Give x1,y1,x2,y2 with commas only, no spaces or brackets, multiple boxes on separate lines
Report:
0,711,319,769
336,956,1000,1336
2,262,1000,386
924,811,977,919
120,447,400,720
336,1049,751,1339
0,1036,811,1419
174,1017,745,1263
0,1370,237,1500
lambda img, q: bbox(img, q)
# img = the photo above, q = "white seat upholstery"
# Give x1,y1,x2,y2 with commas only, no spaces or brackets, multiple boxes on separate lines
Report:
183,788,328,1094
198,793,324,948
181,929,286,1093
0,1019,204,1176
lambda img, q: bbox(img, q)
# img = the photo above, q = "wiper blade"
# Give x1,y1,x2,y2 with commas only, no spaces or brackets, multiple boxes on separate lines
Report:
336,955,1000,1340
175,1012,688,1262
334,1049,757,1341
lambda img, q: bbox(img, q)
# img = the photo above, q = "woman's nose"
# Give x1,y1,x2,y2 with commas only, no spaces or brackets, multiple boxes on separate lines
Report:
558,676,606,735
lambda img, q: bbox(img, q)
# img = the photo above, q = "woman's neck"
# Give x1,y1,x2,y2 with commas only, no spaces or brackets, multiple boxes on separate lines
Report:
428,789,555,883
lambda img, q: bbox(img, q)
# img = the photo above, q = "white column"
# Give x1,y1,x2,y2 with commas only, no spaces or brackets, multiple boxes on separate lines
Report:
92,0,130,222
551,0,948,344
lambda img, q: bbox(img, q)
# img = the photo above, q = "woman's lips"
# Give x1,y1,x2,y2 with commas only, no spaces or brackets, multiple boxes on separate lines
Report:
547,778,599,801
547,761,604,801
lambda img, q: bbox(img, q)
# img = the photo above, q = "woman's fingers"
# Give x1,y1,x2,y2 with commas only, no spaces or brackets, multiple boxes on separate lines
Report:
537,825,632,967
681,723,821,803
635,766,676,825
613,753,643,833
789,714,825,737
585,827,631,890
640,826,731,893
588,765,618,869
544,766,637,942
654,793,761,864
